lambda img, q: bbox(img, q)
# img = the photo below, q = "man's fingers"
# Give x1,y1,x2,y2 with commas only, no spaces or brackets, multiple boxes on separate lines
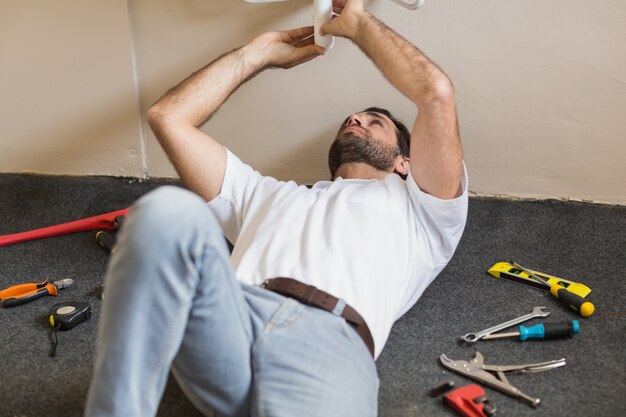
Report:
286,44,326,68
258,26,324,69
290,27,315,47
292,34,315,47
321,0,365,39
319,18,339,37
283,26,315,42
332,0,348,9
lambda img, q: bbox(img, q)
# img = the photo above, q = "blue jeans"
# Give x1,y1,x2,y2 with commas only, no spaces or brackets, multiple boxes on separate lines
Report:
84,186,379,417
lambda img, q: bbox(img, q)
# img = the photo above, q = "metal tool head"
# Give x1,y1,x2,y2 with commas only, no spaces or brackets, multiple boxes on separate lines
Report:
53,278,74,290
460,333,481,343
440,353,454,366
439,354,472,373
511,261,549,286
531,306,551,317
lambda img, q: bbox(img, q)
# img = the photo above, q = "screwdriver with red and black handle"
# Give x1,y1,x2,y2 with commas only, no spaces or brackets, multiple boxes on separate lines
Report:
482,320,579,341
512,261,595,317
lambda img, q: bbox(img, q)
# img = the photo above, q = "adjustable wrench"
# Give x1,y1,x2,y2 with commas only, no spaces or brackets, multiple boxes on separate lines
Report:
461,306,550,343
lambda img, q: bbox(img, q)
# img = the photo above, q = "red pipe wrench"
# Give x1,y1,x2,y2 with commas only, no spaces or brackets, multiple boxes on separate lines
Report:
0,208,130,247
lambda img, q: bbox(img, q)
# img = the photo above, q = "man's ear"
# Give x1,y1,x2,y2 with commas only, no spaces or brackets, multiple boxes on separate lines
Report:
394,156,410,176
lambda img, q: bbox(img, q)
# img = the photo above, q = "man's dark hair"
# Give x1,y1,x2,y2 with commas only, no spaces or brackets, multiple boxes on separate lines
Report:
363,107,410,158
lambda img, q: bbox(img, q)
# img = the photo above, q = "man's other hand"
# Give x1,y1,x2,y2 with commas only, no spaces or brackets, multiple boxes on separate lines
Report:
320,0,367,40
246,27,325,69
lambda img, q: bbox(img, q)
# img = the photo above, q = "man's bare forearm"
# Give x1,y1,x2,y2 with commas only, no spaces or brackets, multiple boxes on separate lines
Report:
354,13,462,198
148,46,265,129
148,28,322,129
351,12,453,106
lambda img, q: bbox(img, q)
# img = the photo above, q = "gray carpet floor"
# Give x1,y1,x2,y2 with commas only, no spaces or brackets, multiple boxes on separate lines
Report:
1,173,624,417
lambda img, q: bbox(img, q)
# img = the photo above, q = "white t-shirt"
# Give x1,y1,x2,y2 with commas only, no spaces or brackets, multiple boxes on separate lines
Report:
208,149,468,358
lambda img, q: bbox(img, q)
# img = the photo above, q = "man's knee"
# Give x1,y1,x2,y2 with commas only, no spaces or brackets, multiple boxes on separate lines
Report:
135,186,205,220
121,186,224,251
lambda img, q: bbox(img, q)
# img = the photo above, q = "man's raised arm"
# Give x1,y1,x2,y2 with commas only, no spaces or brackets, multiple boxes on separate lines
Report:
322,0,463,199
147,27,324,201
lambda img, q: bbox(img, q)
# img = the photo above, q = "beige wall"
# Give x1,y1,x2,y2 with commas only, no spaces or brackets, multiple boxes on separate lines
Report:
1,0,625,205
0,0,144,176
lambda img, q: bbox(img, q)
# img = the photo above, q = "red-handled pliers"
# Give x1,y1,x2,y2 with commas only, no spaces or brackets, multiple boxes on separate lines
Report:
0,278,74,308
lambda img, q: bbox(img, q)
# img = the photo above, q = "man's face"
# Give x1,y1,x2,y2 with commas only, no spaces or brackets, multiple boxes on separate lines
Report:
328,111,401,178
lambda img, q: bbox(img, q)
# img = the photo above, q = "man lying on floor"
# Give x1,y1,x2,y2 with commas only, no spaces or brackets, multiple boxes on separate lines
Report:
85,1,468,416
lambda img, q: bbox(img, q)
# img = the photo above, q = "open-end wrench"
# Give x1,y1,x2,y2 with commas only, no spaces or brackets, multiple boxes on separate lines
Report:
460,307,550,343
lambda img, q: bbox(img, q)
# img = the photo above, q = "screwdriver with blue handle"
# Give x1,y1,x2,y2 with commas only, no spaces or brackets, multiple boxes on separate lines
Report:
512,261,595,317
482,320,579,341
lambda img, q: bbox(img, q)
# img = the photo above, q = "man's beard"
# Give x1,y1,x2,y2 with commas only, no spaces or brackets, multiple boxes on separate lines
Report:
328,132,400,179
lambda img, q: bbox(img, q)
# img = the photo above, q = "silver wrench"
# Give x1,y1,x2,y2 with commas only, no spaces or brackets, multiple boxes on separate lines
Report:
460,306,550,343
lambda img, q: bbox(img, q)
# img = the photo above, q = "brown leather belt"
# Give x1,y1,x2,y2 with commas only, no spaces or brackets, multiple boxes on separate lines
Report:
261,277,375,358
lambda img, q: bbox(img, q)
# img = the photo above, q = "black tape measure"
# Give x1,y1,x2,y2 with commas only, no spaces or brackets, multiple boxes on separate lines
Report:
48,301,91,357
49,301,91,330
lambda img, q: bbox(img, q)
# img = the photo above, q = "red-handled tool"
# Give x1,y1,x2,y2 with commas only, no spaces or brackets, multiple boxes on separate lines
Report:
429,381,496,417
0,208,130,247
0,278,74,308
444,384,496,417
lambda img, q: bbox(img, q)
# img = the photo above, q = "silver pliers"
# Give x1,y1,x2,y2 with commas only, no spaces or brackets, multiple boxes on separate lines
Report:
439,351,566,408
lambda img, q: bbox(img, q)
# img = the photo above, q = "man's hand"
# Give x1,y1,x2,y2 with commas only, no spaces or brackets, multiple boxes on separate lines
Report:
320,0,367,40
246,26,326,69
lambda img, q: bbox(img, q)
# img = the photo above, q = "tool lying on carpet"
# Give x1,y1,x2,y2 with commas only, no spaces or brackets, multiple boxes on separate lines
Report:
429,381,497,417
96,213,125,253
96,231,117,253
0,278,74,308
460,306,550,343
440,351,566,408
510,261,595,317
0,208,130,247
487,261,591,297
48,301,91,357
481,320,579,341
